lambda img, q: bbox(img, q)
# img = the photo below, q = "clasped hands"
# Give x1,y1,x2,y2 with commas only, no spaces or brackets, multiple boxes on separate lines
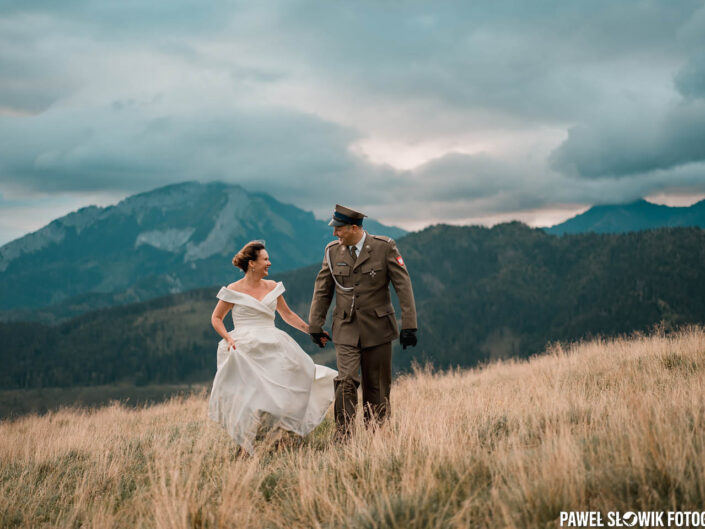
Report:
310,331,331,348
231,331,333,350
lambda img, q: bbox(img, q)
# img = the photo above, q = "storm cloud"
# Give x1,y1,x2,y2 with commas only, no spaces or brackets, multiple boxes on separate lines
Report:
1,0,704,243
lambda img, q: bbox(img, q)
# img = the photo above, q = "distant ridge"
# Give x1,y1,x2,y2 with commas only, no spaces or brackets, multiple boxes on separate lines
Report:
3,222,705,391
0,181,406,314
546,199,705,235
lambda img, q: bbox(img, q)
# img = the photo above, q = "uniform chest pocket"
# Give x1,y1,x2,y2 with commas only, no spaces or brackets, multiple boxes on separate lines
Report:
334,265,350,276
360,262,384,279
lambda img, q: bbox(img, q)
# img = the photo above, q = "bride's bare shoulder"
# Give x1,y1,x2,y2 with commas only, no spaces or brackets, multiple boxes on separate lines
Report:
227,280,243,291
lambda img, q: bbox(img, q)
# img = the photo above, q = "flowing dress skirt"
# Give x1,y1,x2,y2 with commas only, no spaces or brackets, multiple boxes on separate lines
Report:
208,324,336,454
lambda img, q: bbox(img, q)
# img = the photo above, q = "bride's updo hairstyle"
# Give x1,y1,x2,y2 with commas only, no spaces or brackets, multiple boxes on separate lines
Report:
232,241,266,273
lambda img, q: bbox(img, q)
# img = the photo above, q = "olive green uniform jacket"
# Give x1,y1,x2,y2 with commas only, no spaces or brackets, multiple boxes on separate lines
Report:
309,233,417,348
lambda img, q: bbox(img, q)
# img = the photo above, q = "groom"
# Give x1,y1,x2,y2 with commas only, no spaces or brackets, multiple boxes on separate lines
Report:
309,204,417,437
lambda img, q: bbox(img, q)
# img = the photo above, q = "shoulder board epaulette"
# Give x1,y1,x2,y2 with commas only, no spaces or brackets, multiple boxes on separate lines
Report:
325,240,340,248
372,234,393,243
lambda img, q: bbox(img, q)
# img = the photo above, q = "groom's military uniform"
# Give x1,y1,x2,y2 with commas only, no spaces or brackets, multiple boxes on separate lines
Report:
309,205,417,435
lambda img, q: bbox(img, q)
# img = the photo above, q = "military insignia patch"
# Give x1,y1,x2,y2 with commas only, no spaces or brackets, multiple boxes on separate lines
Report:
396,255,405,266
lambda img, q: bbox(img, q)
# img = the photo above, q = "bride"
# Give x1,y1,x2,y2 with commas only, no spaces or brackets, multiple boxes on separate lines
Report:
209,240,337,453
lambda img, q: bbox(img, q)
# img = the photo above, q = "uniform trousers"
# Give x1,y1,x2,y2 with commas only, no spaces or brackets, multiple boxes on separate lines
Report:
333,341,392,435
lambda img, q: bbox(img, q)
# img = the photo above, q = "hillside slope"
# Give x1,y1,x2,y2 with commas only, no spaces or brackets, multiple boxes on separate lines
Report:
2,223,705,390
1,328,703,528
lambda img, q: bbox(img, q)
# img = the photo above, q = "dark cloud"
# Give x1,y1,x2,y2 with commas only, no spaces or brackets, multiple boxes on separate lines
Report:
0,0,232,35
550,88,705,179
0,102,360,193
1,0,705,239
675,52,705,99
269,0,700,122
547,3,705,180
0,18,79,113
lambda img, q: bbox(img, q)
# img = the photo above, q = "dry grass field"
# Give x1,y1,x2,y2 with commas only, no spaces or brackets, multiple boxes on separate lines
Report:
1,327,704,528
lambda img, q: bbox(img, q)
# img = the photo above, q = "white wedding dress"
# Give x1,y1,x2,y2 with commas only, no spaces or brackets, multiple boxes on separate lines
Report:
208,281,337,453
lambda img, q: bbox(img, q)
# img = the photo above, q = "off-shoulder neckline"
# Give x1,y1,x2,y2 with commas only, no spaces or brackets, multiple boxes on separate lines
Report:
222,281,283,304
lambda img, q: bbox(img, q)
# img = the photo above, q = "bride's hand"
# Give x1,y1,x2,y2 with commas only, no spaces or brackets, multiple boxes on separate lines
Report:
320,330,331,346
226,338,237,351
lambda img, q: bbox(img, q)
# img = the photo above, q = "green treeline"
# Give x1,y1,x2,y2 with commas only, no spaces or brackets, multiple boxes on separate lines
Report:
405,223,705,369
1,223,704,390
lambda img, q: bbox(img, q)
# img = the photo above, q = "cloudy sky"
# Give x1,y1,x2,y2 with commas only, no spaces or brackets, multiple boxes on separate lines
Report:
1,0,705,244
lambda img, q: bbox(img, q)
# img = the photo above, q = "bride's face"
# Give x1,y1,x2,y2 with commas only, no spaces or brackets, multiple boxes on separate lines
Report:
251,250,271,276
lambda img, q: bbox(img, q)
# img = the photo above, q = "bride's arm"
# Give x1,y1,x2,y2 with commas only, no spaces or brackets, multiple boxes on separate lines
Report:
211,300,236,348
276,295,310,334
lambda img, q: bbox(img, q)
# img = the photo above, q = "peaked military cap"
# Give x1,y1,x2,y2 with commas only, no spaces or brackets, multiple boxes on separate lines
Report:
328,204,367,226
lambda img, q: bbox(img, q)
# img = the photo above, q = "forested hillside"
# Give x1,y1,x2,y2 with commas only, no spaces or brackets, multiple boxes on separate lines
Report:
2,223,704,390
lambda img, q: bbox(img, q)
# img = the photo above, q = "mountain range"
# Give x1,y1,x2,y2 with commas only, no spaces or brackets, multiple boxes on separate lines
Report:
0,182,404,319
3,222,704,392
4,183,704,323
546,199,705,235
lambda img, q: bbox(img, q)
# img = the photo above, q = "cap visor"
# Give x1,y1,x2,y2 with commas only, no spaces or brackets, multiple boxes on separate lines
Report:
328,218,346,226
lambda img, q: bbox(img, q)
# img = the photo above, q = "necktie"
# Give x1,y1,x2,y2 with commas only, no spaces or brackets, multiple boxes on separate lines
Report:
349,245,358,261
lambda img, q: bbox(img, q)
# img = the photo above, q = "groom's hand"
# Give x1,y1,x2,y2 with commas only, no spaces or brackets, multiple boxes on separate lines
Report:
400,328,417,350
310,331,331,348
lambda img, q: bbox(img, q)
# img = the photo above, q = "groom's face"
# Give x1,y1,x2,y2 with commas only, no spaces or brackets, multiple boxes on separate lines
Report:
333,224,361,246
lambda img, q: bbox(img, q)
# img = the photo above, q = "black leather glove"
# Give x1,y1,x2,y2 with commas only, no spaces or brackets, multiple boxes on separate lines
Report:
400,328,417,349
310,331,331,348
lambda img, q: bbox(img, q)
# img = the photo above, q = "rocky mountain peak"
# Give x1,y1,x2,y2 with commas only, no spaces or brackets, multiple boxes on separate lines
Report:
0,181,406,312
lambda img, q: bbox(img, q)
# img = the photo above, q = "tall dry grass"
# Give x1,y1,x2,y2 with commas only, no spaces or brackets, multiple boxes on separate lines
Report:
1,327,704,528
